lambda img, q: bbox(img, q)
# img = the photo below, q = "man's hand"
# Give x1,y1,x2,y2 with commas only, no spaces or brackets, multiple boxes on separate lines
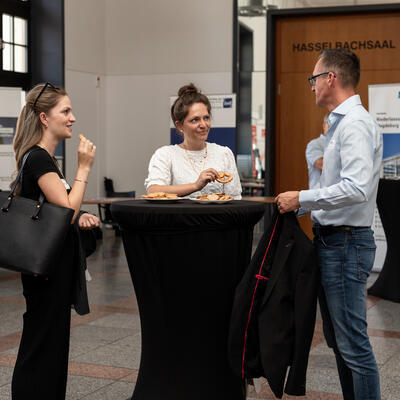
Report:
314,157,323,172
275,191,300,214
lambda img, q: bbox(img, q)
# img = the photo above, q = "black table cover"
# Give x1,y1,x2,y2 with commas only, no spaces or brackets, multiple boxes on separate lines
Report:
368,179,400,302
111,199,265,400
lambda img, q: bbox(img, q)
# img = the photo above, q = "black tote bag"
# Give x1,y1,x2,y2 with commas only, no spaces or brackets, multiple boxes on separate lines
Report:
0,150,74,276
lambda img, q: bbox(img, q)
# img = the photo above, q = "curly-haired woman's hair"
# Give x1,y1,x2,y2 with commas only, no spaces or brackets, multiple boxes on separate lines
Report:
171,83,211,129
11,83,67,192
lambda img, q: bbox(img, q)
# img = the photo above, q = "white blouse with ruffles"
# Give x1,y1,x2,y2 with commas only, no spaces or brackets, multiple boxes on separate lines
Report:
144,143,242,199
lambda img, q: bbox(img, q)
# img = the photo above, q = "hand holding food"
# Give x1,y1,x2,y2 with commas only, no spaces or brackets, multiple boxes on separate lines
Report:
195,168,219,190
216,171,233,183
77,133,96,171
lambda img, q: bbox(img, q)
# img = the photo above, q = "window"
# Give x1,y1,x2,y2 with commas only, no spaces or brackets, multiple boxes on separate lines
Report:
0,0,30,88
2,14,28,73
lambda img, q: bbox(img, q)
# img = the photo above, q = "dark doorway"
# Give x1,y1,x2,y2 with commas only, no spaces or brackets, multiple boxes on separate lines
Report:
235,22,254,178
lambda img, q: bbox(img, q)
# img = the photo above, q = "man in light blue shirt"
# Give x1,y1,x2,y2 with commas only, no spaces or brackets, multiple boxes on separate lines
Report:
306,113,329,189
276,49,382,400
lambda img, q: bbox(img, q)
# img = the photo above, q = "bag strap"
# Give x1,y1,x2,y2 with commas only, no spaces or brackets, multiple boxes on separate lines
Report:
1,149,45,218
9,149,34,195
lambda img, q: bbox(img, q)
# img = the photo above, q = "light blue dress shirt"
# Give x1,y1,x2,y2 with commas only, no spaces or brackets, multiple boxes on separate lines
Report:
306,134,326,189
299,95,383,227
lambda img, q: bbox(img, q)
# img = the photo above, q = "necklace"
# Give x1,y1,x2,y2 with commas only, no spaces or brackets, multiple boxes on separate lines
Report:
182,143,208,174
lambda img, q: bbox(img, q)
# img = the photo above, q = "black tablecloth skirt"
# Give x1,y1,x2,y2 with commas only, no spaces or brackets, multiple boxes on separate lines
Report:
368,179,400,302
111,200,265,400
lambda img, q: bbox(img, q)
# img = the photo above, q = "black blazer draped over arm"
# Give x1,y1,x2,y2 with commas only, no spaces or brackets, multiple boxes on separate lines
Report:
228,209,319,398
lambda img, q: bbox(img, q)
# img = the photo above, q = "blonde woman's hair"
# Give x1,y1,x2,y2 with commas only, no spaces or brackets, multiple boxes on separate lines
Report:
11,83,67,192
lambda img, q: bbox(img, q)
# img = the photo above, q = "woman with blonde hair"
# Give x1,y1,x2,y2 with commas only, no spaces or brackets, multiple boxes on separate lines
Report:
11,82,99,399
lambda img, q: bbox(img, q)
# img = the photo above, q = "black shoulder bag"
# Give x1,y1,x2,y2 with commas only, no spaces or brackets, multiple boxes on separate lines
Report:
0,150,74,276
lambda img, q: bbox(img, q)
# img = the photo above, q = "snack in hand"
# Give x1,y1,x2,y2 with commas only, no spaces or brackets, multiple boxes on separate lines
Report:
79,134,86,141
216,171,233,183
142,192,178,199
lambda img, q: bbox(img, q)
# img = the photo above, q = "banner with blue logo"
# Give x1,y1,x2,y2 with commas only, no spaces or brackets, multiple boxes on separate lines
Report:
170,94,236,154
368,83,400,270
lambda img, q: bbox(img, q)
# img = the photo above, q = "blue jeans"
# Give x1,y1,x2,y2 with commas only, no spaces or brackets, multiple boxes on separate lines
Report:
314,227,381,400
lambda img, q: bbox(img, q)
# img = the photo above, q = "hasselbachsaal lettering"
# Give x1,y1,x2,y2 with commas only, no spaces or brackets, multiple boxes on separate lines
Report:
292,40,396,52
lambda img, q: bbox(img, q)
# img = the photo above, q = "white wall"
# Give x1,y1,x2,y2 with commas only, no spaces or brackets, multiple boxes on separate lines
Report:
64,0,106,75
64,71,105,202
65,0,233,197
105,0,232,76
104,72,231,195
64,0,106,207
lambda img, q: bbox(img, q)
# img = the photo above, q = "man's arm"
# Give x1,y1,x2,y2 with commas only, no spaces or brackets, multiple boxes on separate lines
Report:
306,135,325,189
305,134,326,171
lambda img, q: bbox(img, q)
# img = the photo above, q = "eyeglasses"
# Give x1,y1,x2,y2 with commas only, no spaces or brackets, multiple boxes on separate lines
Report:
307,72,333,87
33,82,56,109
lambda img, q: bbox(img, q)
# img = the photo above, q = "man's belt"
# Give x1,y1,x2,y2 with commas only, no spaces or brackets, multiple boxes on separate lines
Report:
312,225,370,236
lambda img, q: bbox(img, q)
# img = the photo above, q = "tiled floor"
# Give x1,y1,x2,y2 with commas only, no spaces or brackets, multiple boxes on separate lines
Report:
0,228,399,399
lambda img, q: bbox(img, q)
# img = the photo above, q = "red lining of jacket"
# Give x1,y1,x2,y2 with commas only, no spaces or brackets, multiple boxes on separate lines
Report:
241,216,279,378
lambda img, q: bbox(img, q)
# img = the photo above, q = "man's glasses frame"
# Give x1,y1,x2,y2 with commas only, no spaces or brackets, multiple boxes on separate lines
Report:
307,71,335,87
33,82,56,109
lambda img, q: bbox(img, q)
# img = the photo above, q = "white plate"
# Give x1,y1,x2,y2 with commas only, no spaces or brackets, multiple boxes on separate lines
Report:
142,197,181,203
189,198,233,204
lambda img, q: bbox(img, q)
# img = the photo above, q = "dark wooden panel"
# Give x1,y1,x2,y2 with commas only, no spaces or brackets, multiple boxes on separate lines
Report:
278,13,400,74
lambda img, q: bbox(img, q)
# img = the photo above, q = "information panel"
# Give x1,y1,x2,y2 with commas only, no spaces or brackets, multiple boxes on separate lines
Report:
368,83,400,270
0,88,23,191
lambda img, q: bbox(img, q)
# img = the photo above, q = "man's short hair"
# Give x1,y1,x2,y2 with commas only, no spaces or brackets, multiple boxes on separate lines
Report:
318,49,360,89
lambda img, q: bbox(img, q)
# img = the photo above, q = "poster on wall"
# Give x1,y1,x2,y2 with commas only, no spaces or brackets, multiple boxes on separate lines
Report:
0,117,18,190
368,83,400,271
170,94,236,154
0,88,23,191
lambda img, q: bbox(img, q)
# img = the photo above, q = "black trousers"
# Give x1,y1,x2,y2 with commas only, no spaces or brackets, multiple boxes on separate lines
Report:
12,232,75,400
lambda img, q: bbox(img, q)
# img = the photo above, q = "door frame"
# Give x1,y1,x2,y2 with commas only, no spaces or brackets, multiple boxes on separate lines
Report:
266,3,400,196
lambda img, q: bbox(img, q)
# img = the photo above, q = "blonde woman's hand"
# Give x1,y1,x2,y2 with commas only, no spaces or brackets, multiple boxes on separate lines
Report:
78,213,100,230
194,168,219,191
78,136,96,171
